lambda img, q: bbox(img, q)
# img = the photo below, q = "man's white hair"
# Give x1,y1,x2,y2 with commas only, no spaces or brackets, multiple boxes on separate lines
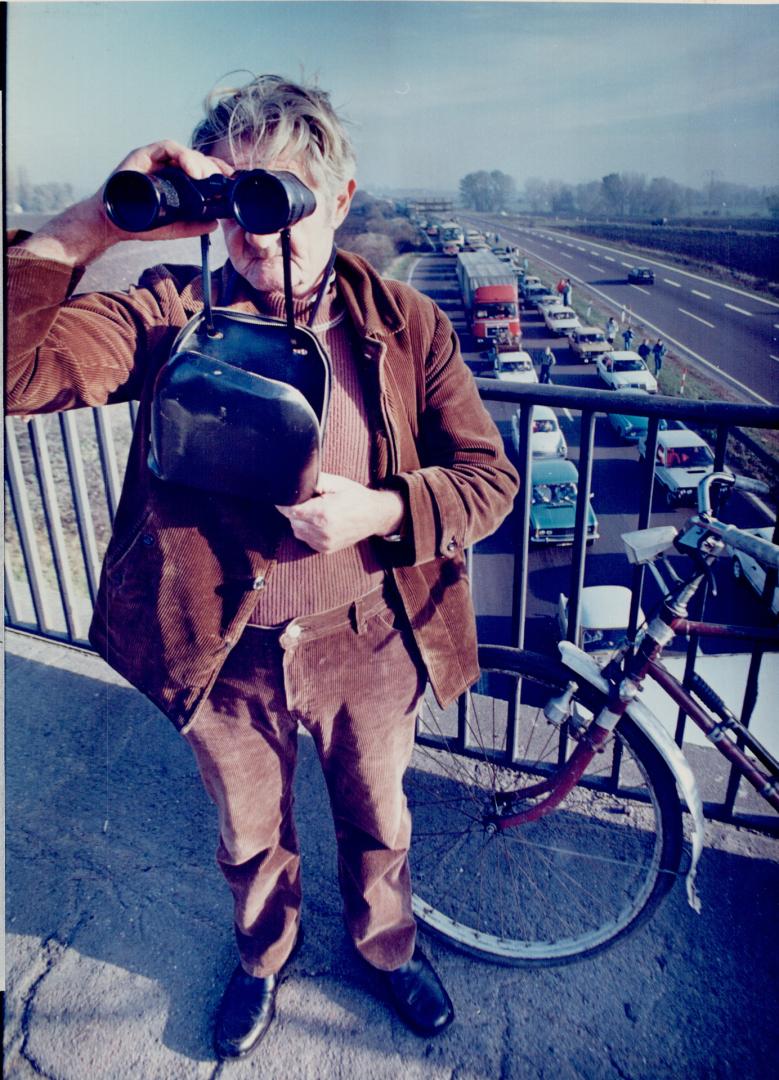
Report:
192,74,356,196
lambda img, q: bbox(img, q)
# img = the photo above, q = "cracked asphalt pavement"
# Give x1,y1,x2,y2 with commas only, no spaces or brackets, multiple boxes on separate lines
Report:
4,630,779,1079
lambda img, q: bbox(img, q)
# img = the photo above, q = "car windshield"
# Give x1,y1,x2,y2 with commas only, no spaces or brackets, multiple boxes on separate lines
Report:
665,444,715,467
580,333,605,343
533,481,577,506
503,359,531,371
550,310,572,319
532,419,556,433
613,359,644,372
475,303,517,318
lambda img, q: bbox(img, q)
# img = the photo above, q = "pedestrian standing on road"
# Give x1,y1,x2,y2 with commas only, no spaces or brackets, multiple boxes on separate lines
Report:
638,338,652,366
606,316,618,345
540,346,556,384
622,327,635,350
562,279,572,306
6,74,518,1062
556,277,566,299
653,338,668,376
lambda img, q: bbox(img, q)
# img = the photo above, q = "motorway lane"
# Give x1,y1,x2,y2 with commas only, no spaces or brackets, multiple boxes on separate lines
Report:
407,251,777,652
462,212,779,406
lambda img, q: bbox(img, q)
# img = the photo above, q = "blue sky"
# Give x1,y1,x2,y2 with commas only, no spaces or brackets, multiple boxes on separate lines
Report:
6,1,779,196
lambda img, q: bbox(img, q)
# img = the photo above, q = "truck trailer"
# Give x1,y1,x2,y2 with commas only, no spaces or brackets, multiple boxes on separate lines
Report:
456,251,521,346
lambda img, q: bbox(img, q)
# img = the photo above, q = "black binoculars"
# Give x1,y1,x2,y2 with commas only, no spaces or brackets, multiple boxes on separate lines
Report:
103,166,316,234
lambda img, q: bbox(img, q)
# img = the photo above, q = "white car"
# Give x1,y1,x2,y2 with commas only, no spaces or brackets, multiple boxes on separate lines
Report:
493,348,538,384
520,275,543,298
637,429,718,506
511,404,567,458
730,526,779,615
568,326,610,363
543,305,581,336
557,586,645,657
536,293,564,312
596,350,658,393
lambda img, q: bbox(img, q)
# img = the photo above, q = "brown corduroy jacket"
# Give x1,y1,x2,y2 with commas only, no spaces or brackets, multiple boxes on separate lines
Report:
7,242,519,730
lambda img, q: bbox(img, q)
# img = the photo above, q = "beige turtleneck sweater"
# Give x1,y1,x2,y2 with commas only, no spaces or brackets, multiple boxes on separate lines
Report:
247,281,386,625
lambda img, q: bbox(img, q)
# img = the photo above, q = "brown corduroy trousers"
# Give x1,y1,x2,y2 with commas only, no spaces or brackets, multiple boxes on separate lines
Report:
183,584,427,977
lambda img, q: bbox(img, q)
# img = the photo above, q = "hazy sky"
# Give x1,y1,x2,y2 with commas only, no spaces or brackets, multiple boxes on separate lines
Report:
6,1,779,196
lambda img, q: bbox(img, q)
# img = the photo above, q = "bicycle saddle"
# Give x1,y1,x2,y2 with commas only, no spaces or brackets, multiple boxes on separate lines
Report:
148,307,331,505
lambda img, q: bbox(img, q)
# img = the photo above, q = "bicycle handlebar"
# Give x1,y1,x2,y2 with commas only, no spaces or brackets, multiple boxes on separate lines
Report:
693,472,778,569
696,472,771,515
714,523,779,570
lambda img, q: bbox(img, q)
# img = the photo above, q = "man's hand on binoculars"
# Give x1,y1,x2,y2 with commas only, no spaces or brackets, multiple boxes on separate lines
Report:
104,140,234,242
276,473,405,554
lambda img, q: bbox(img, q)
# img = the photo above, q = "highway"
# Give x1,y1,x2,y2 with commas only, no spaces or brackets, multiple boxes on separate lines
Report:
407,252,778,667
460,212,779,406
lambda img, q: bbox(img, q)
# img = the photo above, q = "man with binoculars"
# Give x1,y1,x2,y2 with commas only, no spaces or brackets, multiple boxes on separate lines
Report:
7,74,517,1060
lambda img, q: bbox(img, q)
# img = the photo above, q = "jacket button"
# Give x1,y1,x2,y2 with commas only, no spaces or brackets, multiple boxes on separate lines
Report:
252,575,266,591
446,539,458,553
141,534,155,546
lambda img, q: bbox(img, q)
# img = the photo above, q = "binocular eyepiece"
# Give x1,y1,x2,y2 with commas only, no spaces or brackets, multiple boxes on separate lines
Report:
103,166,316,234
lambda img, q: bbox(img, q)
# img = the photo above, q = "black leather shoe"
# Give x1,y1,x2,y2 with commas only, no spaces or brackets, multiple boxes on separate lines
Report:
213,928,303,1061
381,946,454,1037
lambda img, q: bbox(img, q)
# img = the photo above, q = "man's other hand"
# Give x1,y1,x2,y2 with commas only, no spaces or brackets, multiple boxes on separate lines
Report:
276,473,405,554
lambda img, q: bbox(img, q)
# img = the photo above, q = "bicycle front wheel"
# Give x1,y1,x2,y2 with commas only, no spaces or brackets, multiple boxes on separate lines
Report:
407,646,683,966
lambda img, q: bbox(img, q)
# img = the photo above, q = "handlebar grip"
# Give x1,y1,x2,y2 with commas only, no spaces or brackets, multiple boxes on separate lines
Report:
719,524,779,569
734,475,771,496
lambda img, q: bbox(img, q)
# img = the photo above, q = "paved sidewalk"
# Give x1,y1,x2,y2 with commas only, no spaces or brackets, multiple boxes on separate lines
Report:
4,629,778,1079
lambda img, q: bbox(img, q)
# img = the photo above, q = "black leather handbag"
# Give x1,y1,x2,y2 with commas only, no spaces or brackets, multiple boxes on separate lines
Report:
147,237,332,506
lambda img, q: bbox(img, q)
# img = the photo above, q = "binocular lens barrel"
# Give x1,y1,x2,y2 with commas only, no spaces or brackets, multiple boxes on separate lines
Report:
232,171,317,234
104,171,181,232
103,166,316,234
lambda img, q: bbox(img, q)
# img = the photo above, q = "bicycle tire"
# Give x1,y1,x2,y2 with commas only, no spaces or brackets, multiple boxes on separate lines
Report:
407,645,683,966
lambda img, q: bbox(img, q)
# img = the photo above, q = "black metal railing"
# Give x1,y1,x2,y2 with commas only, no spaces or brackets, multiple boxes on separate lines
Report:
5,385,779,827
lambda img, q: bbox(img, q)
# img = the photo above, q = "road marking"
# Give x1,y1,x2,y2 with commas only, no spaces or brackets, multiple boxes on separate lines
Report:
679,307,716,328
467,223,772,402
588,263,604,272
604,256,615,262
621,261,632,268
559,252,574,258
691,289,711,299
725,303,753,317
577,246,586,251
770,354,779,363
664,279,681,288
630,284,650,295
525,228,779,309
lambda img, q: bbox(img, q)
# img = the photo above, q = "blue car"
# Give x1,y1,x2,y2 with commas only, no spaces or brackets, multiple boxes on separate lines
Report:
608,412,687,443
529,459,599,545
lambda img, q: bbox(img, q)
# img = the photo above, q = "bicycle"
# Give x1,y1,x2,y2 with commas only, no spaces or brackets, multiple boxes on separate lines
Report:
406,472,779,967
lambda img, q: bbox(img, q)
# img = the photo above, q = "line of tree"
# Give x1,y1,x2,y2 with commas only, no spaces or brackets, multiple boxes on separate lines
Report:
523,173,779,219
8,168,76,213
458,167,779,220
459,170,517,212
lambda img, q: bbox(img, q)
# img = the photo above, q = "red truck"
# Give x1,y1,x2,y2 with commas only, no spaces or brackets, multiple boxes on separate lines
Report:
456,251,521,346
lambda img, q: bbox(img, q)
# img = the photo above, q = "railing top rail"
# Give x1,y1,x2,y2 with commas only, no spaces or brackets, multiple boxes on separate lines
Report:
474,380,779,429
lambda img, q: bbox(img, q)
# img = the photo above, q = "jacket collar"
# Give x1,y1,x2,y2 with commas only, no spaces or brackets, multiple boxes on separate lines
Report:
332,249,406,339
